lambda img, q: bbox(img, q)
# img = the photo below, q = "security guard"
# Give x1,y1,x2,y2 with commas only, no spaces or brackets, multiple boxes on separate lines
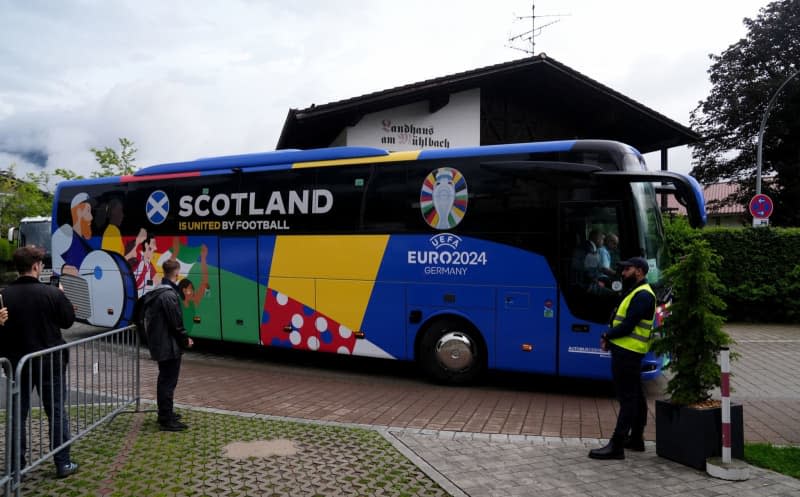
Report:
589,256,656,460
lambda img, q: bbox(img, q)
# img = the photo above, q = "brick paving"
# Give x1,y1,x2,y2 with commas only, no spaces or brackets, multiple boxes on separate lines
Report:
132,323,800,446
64,322,800,496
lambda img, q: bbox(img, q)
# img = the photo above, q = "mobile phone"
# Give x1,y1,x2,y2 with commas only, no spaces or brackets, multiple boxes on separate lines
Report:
0,293,4,309
50,274,61,287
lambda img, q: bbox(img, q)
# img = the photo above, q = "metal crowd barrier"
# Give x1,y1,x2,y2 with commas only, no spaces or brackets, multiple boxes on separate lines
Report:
2,325,140,497
1,358,13,497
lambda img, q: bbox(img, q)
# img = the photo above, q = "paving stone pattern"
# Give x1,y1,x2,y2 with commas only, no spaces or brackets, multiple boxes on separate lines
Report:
391,430,800,497
18,410,448,497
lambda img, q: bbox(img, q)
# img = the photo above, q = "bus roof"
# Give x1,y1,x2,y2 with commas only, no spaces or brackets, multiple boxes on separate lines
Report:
131,140,638,177
135,146,390,176
20,216,51,223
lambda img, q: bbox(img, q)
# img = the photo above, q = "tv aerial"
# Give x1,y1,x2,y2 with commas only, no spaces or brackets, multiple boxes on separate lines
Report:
507,2,569,55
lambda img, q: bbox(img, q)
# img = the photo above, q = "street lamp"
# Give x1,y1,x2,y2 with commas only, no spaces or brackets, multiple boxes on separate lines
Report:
756,68,800,195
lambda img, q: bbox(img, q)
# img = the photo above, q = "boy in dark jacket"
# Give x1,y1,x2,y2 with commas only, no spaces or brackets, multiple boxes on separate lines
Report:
140,259,193,431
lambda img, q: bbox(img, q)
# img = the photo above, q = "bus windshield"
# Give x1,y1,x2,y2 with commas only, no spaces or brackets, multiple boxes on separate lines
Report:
630,182,666,286
20,220,52,254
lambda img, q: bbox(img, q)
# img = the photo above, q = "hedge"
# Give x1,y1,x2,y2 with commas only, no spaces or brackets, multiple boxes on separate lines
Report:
664,217,800,323
0,238,12,262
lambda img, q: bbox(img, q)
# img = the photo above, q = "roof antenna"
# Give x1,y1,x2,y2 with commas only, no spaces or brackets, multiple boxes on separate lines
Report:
507,2,569,55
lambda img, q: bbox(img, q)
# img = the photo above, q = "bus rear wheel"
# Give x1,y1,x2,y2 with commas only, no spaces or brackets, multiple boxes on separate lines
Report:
420,319,485,385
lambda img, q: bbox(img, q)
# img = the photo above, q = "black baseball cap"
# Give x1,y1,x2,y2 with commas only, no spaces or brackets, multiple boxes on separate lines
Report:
618,257,649,274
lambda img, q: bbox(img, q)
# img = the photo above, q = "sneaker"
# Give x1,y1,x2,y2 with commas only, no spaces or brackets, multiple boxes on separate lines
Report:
56,462,79,478
159,419,188,432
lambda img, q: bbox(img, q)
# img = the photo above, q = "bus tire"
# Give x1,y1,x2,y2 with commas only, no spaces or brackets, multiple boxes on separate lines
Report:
419,318,485,385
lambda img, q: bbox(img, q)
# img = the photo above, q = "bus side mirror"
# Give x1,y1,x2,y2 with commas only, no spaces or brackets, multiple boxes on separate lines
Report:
7,227,16,243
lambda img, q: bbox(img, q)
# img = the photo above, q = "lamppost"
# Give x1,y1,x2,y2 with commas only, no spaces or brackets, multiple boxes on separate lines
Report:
755,68,800,195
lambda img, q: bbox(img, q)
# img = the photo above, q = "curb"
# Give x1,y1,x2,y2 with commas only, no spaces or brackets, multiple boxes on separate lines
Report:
380,429,469,497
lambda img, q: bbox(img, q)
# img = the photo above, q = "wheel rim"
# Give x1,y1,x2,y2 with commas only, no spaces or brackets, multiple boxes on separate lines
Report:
434,331,475,372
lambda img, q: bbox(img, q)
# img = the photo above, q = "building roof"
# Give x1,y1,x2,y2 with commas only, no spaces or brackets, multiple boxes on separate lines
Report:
277,54,700,152
667,181,745,215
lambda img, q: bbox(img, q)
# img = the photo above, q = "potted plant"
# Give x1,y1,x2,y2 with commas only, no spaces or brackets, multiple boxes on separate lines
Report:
650,237,743,470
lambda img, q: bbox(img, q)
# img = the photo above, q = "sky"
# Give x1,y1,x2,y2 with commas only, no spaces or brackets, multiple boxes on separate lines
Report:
0,0,773,183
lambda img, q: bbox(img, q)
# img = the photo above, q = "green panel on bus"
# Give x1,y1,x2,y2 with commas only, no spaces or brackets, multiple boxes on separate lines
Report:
219,238,260,344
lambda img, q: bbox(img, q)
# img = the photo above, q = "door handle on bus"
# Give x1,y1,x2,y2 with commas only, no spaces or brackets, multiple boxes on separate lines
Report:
571,324,590,333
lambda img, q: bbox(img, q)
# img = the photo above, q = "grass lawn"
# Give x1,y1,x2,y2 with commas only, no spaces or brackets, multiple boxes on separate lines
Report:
745,443,800,480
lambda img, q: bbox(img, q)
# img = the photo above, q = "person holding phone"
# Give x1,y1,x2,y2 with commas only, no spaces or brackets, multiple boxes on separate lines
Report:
0,294,8,325
0,245,78,478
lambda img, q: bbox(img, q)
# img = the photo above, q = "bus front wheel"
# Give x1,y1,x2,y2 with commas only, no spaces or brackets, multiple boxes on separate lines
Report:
420,319,485,385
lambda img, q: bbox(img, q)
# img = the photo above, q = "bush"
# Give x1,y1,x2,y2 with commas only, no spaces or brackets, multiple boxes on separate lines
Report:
663,220,800,323
662,215,700,264
703,227,800,322
0,238,12,262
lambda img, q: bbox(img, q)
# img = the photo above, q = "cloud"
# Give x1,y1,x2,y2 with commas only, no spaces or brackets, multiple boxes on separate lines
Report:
0,0,769,179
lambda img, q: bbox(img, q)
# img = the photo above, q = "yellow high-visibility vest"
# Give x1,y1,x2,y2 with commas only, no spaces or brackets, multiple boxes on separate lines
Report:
609,282,655,354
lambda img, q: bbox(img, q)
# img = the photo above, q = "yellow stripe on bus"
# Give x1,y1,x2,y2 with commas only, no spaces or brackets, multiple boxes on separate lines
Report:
291,150,421,168
268,235,390,330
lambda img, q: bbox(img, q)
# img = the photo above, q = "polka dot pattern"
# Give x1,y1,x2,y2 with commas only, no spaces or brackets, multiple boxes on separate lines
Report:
259,288,357,355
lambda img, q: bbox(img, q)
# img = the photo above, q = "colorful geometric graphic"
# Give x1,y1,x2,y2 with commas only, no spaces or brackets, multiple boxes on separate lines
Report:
420,167,468,229
260,289,357,354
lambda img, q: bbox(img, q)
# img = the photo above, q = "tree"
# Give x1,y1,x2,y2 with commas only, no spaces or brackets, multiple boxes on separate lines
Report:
651,238,733,405
0,137,137,239
0,165,52,235
90,137,137,177
690,0,800,226
55,137,138,181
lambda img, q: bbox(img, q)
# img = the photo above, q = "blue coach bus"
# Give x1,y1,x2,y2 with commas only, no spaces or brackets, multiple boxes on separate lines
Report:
50,139,705,384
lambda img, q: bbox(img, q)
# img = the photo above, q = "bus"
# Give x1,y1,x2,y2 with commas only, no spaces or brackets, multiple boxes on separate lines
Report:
50,140,705,383
7,216,53,283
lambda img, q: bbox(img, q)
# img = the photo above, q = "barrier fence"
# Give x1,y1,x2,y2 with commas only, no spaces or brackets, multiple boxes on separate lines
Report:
1,359,12,497
1,325,140,497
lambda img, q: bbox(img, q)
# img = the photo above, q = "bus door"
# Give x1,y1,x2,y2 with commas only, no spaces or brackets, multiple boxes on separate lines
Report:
557,202,623,379
495,286,558,374
219,237,260,344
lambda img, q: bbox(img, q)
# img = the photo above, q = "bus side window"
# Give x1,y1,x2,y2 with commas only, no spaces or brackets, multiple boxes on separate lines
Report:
363,165,410,232
315,166,372,233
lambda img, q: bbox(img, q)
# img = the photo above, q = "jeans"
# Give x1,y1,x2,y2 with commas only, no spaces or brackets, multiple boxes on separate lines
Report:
17,352,72,469
157,357,182,419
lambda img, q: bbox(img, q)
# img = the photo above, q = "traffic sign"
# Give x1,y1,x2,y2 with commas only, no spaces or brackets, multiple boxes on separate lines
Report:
749,194,773,219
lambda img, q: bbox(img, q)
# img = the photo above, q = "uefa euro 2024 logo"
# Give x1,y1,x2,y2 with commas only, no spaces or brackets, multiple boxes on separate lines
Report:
420,167,468,230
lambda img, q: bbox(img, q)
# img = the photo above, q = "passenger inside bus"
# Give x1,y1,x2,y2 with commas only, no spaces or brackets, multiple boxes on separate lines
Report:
599,233,620,279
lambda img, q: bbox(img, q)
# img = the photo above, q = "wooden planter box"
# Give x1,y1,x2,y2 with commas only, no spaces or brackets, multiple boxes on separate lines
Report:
655,399,744,470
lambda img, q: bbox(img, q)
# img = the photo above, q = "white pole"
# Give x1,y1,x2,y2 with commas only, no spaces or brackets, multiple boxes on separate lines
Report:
707,346,749,480
720,347,731,464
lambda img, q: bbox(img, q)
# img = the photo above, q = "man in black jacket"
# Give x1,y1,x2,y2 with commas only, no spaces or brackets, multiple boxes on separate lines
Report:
140,259,193,431
0,246,78,478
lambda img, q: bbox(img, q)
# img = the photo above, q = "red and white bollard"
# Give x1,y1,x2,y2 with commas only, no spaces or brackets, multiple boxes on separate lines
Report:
706,346,750,480
720,346,733,464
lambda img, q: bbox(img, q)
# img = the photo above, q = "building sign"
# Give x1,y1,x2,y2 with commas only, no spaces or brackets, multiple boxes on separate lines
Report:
339,89,480,150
